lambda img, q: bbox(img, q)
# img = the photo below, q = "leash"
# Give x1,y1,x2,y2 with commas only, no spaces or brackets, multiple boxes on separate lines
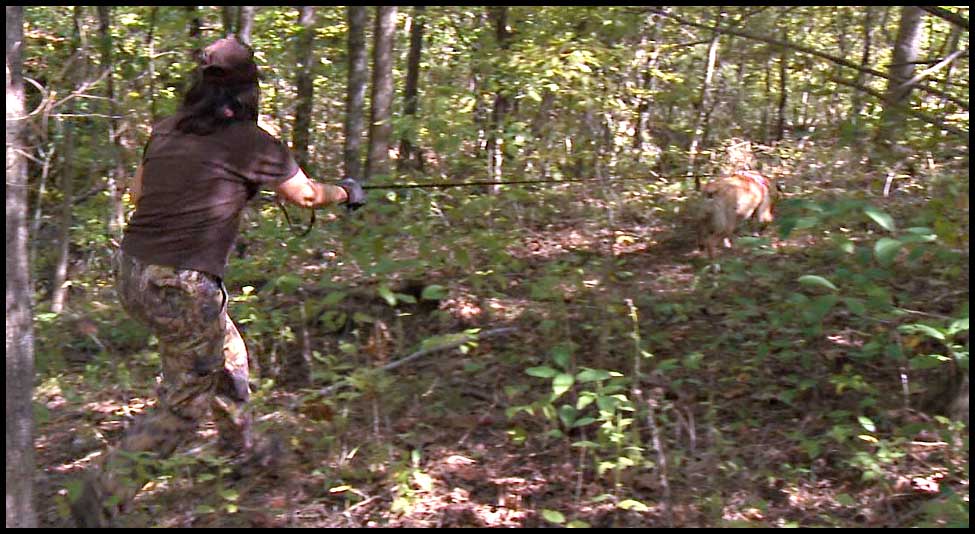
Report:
269,173,723,235
274,197,316,237
359,174,703,190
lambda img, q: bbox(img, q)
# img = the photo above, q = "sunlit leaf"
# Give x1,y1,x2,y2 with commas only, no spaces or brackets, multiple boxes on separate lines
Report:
798,275,838,292
898,323,946,341
377,285,397,306
618,499,650,512
863,205,896,232
552,373,575,399
542,509,566,524
857,416,876,432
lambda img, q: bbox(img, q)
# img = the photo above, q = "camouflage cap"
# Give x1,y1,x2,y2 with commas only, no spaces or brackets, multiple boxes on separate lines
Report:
199,36,259,85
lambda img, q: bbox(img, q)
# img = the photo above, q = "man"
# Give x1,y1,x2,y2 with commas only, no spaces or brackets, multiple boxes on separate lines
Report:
71,36,365,527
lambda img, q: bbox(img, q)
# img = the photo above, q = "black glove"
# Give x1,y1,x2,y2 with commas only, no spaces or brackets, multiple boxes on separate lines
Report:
336,178,366,212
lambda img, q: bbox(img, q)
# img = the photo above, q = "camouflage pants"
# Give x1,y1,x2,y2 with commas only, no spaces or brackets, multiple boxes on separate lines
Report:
76,252,253,524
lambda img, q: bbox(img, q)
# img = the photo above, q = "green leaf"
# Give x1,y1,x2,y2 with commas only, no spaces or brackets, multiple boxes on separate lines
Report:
596,394,620,412
836,493,856,507
526,366,559,378
576,368,611,382
321,291,347,306
567,520,591,528
552,373,575,399
352,311,374,324
898,323,946,341
909,354,951,370
421,284,449,300
394,292,417,304
863,205,896,232
843,297,867,317
798,275,838,292
857,416,876,432
874,237,903,264
571,417,598,428
947,317,969,336
542,509,566,524
683,351,704,370
803,295,840,324
551,345,573,370
618,499,650,512
377,285,397,306
558,405,578,427
904,226,937,238
273,274,302,295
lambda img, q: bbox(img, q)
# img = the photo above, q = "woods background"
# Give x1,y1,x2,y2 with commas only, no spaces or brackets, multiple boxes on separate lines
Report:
6,5,970,528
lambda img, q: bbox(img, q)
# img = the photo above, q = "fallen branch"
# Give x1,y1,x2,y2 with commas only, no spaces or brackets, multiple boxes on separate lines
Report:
316,326,518,396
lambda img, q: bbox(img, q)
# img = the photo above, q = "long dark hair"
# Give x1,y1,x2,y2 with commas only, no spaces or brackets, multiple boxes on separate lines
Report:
175,74,260,136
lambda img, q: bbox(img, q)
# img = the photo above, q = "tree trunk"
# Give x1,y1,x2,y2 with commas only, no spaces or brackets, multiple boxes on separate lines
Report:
775,36,789,141
237,6,255,45
686,7,722,191
222,6,237,36
633,14,662,155
6,5,38,527
186,6,203,49
470,9,489,160
827,8,852,126
877,6,925,144
762,53,772,143
486,6,511,194
51,7,85,314
398,6,426,172
938,24,961,114
345,6,368,179
29,143,56,270
97,6,126,240
146,6,159,121
848,6,876,137
292,6,316,171
728,52,747,127
51,123,76,314
366,6,398,181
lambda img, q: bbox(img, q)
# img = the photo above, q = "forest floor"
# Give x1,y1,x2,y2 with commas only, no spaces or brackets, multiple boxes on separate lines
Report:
33,152,969,528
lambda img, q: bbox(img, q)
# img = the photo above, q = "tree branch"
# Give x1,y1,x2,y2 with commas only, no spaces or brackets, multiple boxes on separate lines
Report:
830,76,968,137
895,47,969,93
917,6,969,30
650,8,969,111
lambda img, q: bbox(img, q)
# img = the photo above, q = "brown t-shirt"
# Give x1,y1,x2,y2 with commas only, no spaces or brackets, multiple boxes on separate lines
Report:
121,115,299,278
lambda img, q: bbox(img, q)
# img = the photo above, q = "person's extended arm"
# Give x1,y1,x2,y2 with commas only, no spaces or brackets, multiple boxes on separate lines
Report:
276,168,365,210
